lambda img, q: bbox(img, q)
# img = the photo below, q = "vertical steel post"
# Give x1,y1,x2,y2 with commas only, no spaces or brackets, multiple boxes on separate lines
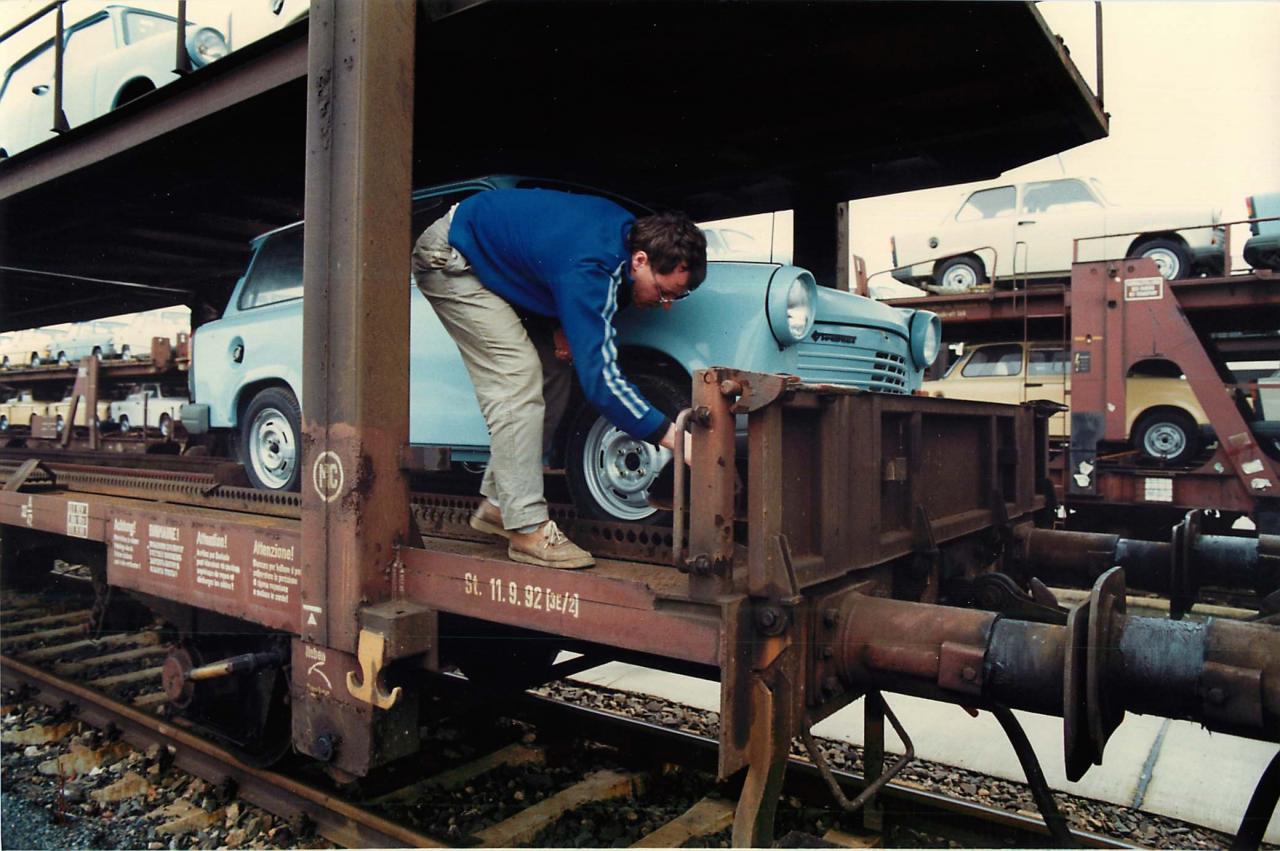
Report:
862,692,886,831
299,0,415,653
51,3,70,134
175,1,192,74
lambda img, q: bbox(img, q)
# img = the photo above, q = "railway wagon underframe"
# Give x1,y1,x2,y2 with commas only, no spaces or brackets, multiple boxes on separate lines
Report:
8,1,1280,847
7,367,1280,845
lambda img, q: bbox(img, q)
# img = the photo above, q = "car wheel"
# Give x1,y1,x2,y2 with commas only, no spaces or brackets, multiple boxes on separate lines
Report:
159,413,172,438
0,415,7,431
565,373,689,523
121,344,133,360
118,415,132,434
56,351,68,365
1130,238,1191,280
55,414,64,435
29,353,39,367
1,355,9,369
92,346,103,361
1133,409,1199,464
932,256,986,293
240,387,302,491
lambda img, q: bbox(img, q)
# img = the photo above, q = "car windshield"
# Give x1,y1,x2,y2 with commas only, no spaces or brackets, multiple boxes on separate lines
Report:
956,187,1016,222
123,11,178,44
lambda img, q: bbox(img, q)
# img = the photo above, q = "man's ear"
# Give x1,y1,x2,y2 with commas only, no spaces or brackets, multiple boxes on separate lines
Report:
631,250,648,272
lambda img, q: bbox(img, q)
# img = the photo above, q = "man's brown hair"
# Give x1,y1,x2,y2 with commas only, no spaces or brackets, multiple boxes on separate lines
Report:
627,212,708,289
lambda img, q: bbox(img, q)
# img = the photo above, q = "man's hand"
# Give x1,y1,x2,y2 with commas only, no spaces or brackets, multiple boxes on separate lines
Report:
658,422,693,465
553,327,573,363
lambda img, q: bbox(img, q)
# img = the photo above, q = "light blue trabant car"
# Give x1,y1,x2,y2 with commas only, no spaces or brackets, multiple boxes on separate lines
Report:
182,177,941,521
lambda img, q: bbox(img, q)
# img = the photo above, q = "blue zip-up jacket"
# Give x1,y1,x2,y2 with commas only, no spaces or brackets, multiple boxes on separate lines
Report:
448,189,670,443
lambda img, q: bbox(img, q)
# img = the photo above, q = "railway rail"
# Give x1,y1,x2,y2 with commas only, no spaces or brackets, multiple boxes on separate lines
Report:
0,584,1168,848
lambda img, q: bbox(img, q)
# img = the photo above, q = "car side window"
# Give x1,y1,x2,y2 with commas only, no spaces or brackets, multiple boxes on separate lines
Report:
961,344,1023,377
239,227,303,310
1029,348,1068,376
955,187,1016,222
66,17,116,60
1022,180,1101,214
123,12,177,45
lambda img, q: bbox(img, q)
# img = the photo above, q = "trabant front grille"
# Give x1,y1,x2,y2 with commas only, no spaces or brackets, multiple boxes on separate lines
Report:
795,324,909,393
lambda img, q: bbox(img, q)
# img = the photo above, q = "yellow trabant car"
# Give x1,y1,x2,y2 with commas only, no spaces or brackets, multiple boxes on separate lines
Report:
0,390,49,431
924,341,1210,463
47,395,114,434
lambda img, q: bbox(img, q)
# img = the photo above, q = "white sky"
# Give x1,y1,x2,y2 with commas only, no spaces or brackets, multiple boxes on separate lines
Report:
2,0,1278,318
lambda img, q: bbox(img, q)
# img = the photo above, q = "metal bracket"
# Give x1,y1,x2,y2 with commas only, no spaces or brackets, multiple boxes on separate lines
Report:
346,630,403,709
1169,509,1202,620
1202,661,1264,730
719,371,799,414
3,458,55,491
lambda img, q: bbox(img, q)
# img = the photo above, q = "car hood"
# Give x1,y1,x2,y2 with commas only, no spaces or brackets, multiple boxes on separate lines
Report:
697,262,911,336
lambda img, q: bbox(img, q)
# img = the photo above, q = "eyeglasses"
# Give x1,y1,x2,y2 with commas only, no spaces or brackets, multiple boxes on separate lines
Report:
654,270,692,305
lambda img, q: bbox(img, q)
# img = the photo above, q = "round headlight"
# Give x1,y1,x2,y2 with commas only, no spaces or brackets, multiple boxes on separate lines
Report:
187,27,229,67
910,310,941,368
767,270,817,346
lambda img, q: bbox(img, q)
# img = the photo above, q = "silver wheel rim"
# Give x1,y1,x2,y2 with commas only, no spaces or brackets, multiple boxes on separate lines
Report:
1142,247,1181,279
249,405,297,489
941,263,978,290
0,416,7,430
1143,422,1187,459
581,417,672,521
55,415,64,434
119,416,130,433
160,415,171,437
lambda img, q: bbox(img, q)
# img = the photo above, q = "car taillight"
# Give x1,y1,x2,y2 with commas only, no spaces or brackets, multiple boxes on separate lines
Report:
1247,196,1260,237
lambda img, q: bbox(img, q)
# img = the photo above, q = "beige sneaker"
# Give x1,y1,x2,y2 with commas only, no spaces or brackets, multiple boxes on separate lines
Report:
508,520,594,569
469,502,509,539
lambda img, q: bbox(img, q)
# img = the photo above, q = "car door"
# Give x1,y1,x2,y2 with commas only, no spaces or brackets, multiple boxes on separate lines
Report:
0,44,56,155
1017,179,1107,274
950,186,1017,279
1026,345,1070,437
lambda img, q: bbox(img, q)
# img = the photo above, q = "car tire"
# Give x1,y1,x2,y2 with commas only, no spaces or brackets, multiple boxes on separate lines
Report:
0,415,7,431
565,372,689,523
55,414,64,435
118,415,131,434
240,386,302,491
1130,238,1191,280
159,413,172,438
932,256,986,293
56,351,68,365
1133,409,1200,464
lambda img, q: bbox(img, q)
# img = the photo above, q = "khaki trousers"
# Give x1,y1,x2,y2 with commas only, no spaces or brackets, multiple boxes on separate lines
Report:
412,212,572,530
